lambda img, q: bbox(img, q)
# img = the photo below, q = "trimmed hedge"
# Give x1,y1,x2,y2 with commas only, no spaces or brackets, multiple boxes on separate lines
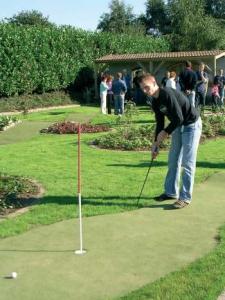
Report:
0,24,170,97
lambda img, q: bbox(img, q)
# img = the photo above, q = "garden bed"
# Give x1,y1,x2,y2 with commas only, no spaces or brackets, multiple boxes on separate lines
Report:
93,114,225,151
0,115,20,131
40,121,110,134
0,175,44,218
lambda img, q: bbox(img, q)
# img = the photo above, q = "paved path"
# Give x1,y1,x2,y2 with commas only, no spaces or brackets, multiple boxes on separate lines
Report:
0,173,225,300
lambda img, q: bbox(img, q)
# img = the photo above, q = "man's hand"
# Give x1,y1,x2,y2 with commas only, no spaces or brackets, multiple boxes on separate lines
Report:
156,130,168,144
185,90,191,95
151,142,159,160
151,130,168,160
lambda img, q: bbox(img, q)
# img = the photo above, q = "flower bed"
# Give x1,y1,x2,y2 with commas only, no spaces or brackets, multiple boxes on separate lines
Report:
93,124,170,151
93,114,225,151
40,122,110,134
0,174,42,216
0,115,19,131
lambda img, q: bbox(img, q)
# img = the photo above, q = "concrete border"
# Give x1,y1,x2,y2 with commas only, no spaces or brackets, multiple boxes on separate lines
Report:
0,104,80,116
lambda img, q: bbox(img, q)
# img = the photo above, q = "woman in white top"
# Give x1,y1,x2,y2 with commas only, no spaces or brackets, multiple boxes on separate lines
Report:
100,76,108,114
166,71,177,90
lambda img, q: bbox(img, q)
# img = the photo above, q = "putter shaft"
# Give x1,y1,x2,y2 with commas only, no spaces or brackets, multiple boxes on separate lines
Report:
136,158,154,207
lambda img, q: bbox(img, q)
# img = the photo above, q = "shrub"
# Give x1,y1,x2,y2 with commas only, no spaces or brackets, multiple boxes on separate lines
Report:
202,114,225,139
0,115,18,130
0,23,170,97
94,124,170,151
0,174,38,213
0,90,79,113
40,122,110,134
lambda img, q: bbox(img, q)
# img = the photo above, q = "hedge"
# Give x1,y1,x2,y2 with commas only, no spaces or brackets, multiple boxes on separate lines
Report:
0,24,170,97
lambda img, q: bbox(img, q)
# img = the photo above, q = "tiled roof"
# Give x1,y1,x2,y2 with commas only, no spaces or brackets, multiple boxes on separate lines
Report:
95,50,225,63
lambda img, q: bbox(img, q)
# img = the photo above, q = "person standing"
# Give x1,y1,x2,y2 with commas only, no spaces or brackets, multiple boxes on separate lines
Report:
139,74,202,209
195,62,208,110
179,61,197,107
211,79,220,111
106,75,113,114
112,72,127,115
166,71,177,90
161,71,170,88
99,75,108,114
214,69,225,107
133,70,143,104
122,69,131,100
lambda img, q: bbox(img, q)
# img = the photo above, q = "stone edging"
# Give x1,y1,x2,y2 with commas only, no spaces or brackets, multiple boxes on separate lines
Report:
0,104,80,116
218,291,225,300
0,120,22,131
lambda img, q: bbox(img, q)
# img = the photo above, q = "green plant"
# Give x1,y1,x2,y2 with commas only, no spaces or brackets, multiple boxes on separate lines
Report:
94,124,167,150
0,115,18,130
124,100,139,124
0,174,38,212
0,23,170,97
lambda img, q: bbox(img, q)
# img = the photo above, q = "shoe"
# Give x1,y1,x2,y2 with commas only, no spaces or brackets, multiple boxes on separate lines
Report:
154,193,177,202
173,200,190,209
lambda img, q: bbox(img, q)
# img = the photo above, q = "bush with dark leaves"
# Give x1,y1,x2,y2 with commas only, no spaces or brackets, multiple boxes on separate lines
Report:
40,122,110,134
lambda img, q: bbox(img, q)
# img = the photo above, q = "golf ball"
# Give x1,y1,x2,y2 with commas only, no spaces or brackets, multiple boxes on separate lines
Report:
11,272,17,279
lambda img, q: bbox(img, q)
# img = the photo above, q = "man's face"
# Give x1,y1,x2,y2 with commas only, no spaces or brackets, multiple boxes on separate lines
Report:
199,64,205,72
140,79,157,97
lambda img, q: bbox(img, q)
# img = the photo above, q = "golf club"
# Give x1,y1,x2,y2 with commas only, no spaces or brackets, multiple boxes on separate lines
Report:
136,158,154,207
136,146,158,207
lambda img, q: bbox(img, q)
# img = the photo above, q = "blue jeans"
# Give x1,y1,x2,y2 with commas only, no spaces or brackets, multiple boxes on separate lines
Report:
164,118,202,202
114,94,124,115
187,91,196,107
219,88,224,106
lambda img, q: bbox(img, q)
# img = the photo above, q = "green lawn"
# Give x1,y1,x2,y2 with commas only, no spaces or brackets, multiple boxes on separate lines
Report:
0,105,225,299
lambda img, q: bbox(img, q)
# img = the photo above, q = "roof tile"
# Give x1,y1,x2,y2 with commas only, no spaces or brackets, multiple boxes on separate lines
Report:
95,50,225,63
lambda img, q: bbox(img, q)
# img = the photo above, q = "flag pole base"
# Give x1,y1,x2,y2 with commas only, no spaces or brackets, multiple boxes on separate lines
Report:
75,249,86,255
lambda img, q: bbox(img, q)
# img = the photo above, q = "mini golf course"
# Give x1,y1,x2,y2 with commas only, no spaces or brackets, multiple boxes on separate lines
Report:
0,172,225,300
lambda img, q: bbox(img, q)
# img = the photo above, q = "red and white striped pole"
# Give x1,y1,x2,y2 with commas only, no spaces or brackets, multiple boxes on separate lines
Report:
75,123,86,255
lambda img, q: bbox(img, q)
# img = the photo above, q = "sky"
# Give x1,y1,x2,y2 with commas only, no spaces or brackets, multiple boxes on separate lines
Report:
0,0,146,31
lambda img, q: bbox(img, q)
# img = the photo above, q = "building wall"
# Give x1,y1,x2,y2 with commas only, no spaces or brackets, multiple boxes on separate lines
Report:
97,57,225,98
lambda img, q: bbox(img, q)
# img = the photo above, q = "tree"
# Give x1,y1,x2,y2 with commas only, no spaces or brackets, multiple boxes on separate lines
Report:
204,0,225,19
168,0,224,50
6,10,53,26
145,0,170,35
97,0,143,34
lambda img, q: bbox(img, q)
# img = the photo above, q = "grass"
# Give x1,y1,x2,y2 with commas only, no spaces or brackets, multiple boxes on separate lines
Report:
0,105,225,299
119,225,225,300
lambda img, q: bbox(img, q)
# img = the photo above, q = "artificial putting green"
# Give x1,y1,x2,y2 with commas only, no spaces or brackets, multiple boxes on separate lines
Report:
0,173,225,300
0,121,51,145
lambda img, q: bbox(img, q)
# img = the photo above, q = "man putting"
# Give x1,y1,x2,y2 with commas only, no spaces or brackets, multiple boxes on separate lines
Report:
139,74,202,209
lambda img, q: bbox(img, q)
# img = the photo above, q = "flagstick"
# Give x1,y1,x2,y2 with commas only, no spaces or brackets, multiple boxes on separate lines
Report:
75,123,86,255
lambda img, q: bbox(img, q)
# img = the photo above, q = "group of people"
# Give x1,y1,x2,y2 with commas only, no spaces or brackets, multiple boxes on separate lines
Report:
99,70,131,115
161,61,225,111
99,69,148,115
98,61,222,209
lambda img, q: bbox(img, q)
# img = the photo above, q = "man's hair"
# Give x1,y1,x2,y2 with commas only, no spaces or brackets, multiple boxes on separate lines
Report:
170,71,176,78
185,60,192,68
138,73,156,84
116,72,122,79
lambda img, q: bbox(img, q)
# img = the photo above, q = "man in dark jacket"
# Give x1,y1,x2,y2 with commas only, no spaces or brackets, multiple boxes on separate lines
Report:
139,74,202,209
195,62,208,110
179,61,197,107
112,72,127,115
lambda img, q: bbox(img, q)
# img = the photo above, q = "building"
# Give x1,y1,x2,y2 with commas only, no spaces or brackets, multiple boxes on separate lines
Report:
94,50,225,97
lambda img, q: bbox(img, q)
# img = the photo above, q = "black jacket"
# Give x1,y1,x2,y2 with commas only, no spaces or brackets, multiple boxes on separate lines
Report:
179,68,197,91
152,88,199,140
